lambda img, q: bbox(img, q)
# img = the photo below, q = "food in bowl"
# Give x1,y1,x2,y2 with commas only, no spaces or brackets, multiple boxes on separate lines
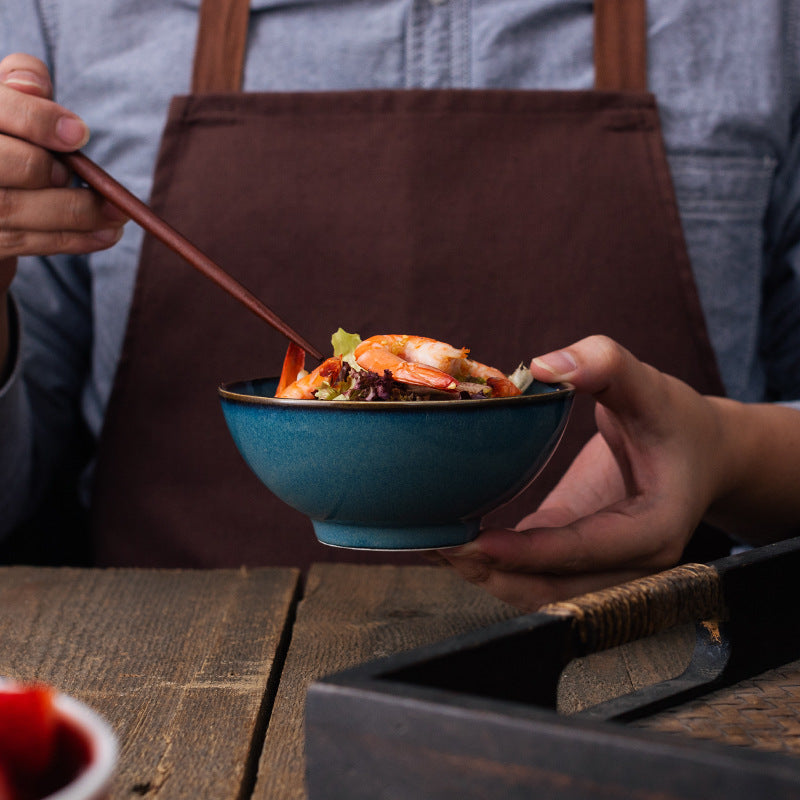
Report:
219,332,573,550
275,329,533,401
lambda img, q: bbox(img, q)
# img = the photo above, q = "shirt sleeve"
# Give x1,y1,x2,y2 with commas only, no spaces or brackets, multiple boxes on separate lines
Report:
0,5,96,538
0,5,47,534
0,250,93,537
0,296,35,526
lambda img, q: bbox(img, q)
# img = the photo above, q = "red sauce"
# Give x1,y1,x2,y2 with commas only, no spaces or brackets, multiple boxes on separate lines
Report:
6,715,92,800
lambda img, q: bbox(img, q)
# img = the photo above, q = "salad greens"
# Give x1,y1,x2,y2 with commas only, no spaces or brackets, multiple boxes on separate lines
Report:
331,328,362,361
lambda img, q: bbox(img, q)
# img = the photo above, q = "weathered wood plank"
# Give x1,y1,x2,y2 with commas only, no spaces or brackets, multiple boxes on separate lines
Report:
0,566,299,799
252,563,520,800
558,624,695,714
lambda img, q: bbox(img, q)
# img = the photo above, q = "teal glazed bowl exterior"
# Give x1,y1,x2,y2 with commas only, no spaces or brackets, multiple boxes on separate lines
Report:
218,378,573,550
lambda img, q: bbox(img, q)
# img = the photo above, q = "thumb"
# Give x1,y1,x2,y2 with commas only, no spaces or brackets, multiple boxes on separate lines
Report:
530,334,668,421
0,53,54,99
0,53,89,151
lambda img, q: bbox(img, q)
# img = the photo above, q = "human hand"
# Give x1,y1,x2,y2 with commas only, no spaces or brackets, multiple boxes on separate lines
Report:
0,52,127,283
436,335,738,612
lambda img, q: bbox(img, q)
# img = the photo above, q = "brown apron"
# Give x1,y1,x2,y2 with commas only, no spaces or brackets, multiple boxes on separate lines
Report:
89,0,726,569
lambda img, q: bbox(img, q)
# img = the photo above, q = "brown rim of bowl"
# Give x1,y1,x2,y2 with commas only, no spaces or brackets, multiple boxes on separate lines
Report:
218,379,574,410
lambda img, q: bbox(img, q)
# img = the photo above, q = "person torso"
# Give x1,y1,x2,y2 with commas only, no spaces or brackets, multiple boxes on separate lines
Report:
6,0,798,509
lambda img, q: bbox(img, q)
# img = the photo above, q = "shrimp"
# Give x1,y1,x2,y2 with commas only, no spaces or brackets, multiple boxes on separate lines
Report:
276,341,307,396
354,335,521,397
457,358,522,398
275,333,522,399
353,336,459,392
276,356,342,399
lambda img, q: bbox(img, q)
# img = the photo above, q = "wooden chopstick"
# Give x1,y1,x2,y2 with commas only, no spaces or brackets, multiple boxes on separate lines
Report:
59,151,324,361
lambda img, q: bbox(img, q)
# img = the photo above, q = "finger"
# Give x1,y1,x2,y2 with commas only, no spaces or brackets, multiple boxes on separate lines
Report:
419,551,451,567
0,84,90,150
0,226,124,258
1,185,128,229
0,133,70,189
443,501,690,576
0,58,89,151
0,53,53,98
514,504,580,530
519,432,627,527
530,334,670,423
438,555,649,612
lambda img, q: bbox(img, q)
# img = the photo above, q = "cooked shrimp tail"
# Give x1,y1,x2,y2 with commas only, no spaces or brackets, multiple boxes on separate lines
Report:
276,356,342,399
276,341,307,396
485,375,522,397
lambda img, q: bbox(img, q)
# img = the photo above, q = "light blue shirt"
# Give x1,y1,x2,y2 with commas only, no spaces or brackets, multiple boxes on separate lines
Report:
1,0,800,534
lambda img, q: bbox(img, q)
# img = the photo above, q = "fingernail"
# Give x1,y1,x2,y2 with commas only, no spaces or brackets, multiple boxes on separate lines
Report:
50,159,70,187
532,350,577,377
55,116,90,147
93,227,124,244
0,69,49,92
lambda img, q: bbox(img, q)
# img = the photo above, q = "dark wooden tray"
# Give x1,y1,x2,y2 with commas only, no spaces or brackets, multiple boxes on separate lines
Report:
306,536,800,799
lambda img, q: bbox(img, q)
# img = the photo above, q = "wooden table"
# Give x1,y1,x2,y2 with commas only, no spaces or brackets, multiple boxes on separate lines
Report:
0,561,786,799
0,564,522,798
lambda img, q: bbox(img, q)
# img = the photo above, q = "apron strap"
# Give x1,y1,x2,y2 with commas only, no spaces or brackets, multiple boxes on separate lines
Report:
594,0,648,91
192,0,250,93
191,0,648,94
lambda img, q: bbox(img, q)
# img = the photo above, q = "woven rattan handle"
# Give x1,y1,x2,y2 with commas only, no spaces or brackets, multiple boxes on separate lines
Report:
540,563,725,654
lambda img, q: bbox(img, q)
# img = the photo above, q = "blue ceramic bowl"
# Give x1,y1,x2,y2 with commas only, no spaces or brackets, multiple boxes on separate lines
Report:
218,378,573,550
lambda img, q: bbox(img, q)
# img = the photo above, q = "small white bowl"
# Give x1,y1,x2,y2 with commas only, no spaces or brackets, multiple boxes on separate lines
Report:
0,679,117,800
47,691,118,800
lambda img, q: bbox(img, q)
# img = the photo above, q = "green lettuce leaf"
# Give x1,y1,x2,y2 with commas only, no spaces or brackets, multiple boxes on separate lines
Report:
331,328,362,370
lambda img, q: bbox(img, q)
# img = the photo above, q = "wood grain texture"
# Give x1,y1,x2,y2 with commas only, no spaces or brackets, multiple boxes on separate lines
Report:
252,563,520,799
558,624,696,714
0,566,299,799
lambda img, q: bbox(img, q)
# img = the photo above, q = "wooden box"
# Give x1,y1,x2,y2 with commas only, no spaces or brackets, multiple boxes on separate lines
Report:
306,537,800,798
